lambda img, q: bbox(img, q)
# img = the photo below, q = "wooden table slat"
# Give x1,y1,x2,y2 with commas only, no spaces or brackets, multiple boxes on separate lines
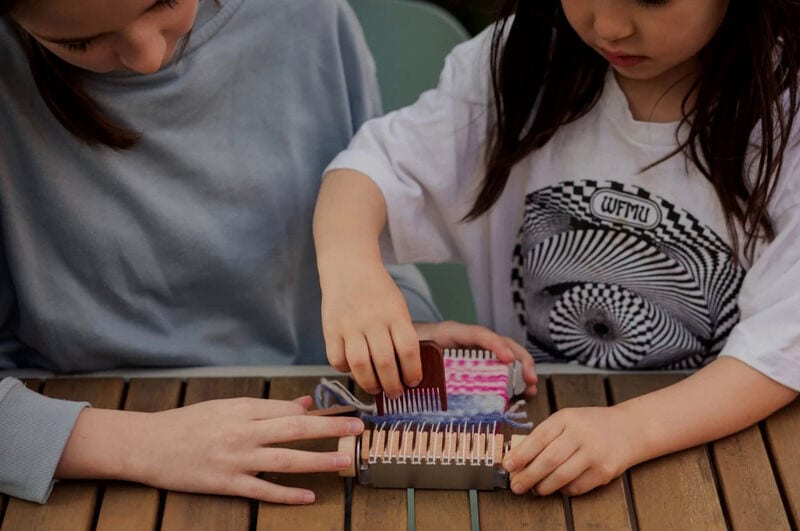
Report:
551,375,633,531
712,424,790,531
608,374,727,531
2,373,795,530
350,388,407,531
256,377,345,531
1,378,125,531
160,378,264,531
96,379,183,531
479,377,569,531
764,398,800,527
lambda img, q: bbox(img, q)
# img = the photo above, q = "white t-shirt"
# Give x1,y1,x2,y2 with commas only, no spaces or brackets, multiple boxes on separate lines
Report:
327,27,800,390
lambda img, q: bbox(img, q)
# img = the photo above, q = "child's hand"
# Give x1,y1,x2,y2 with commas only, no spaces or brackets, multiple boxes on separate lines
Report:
414,321,538,396
320,260,421,398
503,405,643,496
57,396,364,505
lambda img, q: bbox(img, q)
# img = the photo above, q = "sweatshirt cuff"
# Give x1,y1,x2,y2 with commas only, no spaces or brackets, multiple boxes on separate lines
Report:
0,378,89,503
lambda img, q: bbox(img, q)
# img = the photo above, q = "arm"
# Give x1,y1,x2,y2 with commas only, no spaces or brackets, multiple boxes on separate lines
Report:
314,169,422,396
505,357,797,496
1,377,362,504
314,171,538,396
54,395,363,505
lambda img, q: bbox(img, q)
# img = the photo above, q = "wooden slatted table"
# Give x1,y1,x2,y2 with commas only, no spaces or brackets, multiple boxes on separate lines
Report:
0,373,797,531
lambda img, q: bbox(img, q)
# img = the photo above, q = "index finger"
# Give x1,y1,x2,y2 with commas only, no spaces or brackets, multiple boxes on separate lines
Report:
257,415,364,445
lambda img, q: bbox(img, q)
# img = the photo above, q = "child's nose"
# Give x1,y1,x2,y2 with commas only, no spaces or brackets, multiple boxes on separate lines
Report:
592,0,635,43
117,25,168,74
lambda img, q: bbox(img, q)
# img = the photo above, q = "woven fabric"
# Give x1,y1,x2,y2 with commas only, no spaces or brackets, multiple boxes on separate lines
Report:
315,349,531,428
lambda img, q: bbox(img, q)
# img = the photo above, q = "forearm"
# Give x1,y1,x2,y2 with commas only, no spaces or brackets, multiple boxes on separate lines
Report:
313,169,387,277
618,356,798,465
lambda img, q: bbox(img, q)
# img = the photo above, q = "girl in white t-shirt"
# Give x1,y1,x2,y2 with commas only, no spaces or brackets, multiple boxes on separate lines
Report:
314,0,800,496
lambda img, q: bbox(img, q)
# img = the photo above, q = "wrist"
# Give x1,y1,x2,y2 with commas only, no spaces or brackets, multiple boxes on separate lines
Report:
316,243,385,283
56,408,153,483
611,400,662,468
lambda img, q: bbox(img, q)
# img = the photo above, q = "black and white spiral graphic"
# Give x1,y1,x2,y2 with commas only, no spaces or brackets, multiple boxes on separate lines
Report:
511,181,745,369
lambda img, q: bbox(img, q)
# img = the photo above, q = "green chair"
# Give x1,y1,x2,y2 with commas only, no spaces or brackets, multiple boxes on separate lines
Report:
348,0,478,323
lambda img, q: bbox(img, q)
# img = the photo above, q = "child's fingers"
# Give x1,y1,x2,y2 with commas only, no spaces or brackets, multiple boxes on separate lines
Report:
559,465,613,497
345,334,381,394
367,328,404,398
508,434,579,493
504,419,564,472
391,322,421,387
529,452,591,496
433,322,515,362
504,337,538,384
325,337,349,373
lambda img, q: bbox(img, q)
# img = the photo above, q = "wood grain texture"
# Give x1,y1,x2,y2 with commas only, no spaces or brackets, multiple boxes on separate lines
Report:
96,379,183,531
479,377,568,531
712,424,790,531
764,398,800,527
608,374,726,531
2,378,125,531
256,377,345,531
550,375,633,531
160,378,264,531
350,387,406,531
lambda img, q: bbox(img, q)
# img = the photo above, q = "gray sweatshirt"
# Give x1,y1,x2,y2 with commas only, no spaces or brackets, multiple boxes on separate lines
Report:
0,0,439,502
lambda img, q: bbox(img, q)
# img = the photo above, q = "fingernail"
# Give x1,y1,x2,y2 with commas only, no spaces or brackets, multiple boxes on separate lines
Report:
503,457,515,471
334,454,351,467
302,492,315,504
510,481,522,494
348,419,363,434
407,379,420,387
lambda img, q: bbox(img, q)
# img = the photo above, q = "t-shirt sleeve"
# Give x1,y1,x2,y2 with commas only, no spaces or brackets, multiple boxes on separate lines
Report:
0,377,88,503
325,25,496,265
720,141,800,391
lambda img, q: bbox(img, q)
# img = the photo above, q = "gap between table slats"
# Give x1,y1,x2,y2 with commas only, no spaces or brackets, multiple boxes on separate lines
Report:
478,376,569,531
95,378,183,531
763,398,800,528
550,374,634,531
607,374,727,531
350,388,407,531
256,377,347,531
159,378,264,531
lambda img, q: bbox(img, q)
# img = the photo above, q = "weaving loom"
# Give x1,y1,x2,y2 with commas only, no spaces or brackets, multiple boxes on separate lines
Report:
317,341,531,490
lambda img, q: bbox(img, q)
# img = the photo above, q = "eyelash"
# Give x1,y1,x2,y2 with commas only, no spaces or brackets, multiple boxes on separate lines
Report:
58,0,181,53
636,0,669,6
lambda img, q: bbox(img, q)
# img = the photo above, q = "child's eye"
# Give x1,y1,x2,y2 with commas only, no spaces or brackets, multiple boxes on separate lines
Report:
60,39,95,53
636,0,669,7
153,0,180,10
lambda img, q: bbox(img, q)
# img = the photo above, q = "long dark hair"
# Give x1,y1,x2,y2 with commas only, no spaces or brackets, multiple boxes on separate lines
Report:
1,0,141,149
470,0,800,260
